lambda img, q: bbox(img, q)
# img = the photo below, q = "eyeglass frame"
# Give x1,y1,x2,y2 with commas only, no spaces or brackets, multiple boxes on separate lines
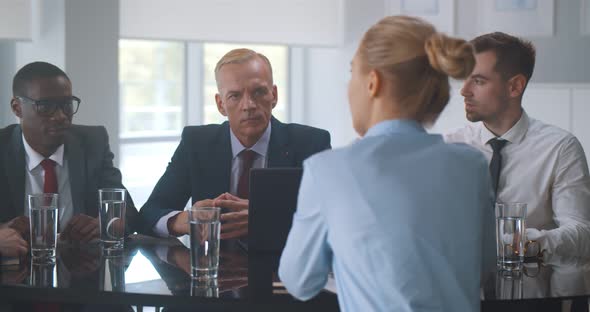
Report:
15,95,81,117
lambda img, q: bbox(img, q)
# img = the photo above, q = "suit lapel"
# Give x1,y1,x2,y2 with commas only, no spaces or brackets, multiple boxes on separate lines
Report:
65,131,86,215
199,122,232,198
268,117,295,168
6,126,26,219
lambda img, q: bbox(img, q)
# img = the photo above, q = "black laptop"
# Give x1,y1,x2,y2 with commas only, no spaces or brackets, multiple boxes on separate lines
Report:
248,168,303,253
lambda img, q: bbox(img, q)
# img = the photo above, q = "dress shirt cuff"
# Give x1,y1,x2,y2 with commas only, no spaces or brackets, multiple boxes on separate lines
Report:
153,211,183,237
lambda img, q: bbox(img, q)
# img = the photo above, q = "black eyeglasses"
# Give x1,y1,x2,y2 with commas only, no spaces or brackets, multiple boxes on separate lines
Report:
16,95,81,117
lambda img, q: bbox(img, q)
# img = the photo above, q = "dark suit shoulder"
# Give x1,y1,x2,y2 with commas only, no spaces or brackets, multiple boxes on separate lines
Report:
279,122,331,151
0,124,19,143
69,124,108,139
67,125,110,152
180,123,228,144
282,122,330,139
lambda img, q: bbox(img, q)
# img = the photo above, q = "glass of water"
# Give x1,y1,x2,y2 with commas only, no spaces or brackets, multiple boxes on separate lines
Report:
495,202,527,271
28,193,59,261
189,206,221,280
98,188,127,251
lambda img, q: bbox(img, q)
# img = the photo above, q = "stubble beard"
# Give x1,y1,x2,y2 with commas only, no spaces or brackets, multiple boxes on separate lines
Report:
465,111,483,123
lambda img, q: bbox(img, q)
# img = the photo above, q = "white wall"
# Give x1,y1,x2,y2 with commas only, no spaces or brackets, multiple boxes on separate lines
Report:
303,0,385,147
0,0,32,40
120,0,345,47
15,0,65,69
64,0,119,160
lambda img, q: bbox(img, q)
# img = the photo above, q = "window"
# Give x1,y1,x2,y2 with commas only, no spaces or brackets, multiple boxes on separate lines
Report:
118,40,289,209
119,40,185,138
119,40,186,207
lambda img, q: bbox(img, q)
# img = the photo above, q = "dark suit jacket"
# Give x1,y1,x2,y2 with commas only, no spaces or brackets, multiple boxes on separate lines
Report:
139,117,331,234
0,124,139,233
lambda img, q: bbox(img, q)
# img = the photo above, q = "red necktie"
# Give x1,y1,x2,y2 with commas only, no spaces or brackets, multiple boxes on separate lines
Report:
237,150,257,199
40,159,58,193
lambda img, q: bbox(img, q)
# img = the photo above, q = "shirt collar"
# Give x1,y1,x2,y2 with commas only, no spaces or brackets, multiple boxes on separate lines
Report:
478,110,529,145
364,119,426,138
230,121,272,159
22,134,65,172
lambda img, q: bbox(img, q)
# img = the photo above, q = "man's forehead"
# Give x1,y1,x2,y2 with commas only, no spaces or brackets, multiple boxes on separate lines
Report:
472,51,500,77
474,51,498,70
217,62,272,91
27,76,72,97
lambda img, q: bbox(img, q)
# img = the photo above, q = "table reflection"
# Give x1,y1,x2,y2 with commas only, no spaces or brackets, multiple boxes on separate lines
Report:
6,235,590,309
29,260,56,288
485,254,590,300
138,242,248,298
99,255,126,292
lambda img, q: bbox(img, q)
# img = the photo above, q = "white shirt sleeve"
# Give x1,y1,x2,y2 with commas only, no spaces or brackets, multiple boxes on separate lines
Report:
153,211,184,237
527,137,590,257
279,159,332,301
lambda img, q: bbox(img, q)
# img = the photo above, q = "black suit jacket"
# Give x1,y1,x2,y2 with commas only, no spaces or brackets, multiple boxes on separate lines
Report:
0,124,139,233
139,117,331,234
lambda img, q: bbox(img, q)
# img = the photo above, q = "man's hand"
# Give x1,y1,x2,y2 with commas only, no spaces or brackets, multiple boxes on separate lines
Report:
61,214,99,242
0,228,29,257
214,193,249,240
167,199,216,236
2,216,30,240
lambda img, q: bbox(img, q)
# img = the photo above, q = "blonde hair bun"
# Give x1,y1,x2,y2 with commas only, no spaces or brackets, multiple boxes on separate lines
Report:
425,33,475,80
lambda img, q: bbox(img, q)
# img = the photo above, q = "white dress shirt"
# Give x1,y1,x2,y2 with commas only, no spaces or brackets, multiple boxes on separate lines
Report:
152,122,271,237
22,135,74,231
445,111,590,257
280,120,495,312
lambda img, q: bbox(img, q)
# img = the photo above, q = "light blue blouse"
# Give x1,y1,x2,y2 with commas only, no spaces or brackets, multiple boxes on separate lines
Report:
279,119,496,312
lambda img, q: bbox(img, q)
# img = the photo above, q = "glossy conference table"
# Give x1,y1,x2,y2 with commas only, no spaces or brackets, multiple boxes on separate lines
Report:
0,235,589,312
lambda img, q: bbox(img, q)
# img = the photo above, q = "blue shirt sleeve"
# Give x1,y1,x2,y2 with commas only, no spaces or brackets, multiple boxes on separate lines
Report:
279,158,332,300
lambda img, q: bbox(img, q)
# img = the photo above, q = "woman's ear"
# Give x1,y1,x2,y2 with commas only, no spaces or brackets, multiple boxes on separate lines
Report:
368,69,381,98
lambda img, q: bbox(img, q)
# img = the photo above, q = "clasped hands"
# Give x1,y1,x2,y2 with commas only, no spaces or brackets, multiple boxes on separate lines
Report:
168,193,248,239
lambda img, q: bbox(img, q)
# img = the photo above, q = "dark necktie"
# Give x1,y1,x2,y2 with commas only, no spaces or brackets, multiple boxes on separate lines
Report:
41,159,58,193
488,138,508,196
237,150,257,199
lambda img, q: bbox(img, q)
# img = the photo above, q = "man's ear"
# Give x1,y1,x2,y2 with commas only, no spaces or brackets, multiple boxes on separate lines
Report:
271,85,278,109
215,93,227,116
508,74,527,99
368,69,381,98
10,97,22,118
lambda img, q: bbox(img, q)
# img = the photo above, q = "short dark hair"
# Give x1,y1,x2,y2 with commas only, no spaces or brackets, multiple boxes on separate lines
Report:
12,61,70,97
470,32,536,83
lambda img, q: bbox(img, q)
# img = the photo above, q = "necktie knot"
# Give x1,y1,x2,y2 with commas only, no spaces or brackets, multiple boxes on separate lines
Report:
40,158,56,171
489,138,508,152
240,149,257,165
